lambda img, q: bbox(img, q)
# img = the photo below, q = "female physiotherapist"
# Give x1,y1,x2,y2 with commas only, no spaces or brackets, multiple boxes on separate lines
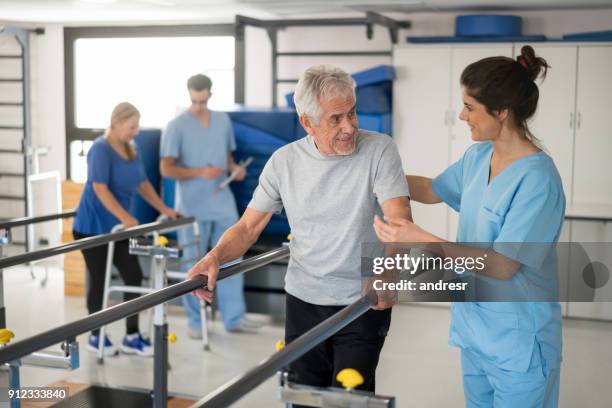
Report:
73,102,179,357
374,46,564,407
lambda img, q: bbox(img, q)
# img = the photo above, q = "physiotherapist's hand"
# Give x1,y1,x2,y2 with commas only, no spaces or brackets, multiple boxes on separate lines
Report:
199,166,224,180
373,215,424,243
233,165,247,181
186,252,220,303
121,214,139,229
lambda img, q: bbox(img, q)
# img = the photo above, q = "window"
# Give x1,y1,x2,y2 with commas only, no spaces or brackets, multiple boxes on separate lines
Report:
64,24,241,179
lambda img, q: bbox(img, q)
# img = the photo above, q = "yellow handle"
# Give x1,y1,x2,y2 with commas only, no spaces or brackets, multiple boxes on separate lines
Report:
167,332,177,344
275,340,285,352
336,368,364,390
0,329,15,346
157,236,169,247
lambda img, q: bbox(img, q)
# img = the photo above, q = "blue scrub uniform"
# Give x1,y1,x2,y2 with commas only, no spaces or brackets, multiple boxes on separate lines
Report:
432,141,565,408
160,110,246,331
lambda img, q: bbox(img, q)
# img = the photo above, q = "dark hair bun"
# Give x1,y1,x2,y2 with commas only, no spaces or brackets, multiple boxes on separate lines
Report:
518,45,550,81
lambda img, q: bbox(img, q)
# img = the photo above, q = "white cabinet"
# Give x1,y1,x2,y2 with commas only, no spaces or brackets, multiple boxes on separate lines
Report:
515,44,577,201
393,46,452,240
572,46,612,205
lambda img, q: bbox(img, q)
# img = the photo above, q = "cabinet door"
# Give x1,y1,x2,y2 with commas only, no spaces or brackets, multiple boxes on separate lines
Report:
447,45,514,240
567,220,612,321
573,46,612,205
515,44,577,201
393,46,451,239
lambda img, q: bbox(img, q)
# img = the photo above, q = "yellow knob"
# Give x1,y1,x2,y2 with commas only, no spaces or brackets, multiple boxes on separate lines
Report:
336,368,363,390
158,236,169,247
167,333,177,343
275,340,285,352
286,234,292,241
0,329,15,346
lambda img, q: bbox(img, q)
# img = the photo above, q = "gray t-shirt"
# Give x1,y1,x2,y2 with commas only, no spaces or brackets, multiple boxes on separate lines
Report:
248,130,410,305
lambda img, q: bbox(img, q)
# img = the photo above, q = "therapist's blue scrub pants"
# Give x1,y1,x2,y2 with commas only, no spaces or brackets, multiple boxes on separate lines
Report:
461,348,560,408
178,217,246,331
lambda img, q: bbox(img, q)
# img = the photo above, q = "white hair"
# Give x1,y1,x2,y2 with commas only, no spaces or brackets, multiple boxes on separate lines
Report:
293,65,356,124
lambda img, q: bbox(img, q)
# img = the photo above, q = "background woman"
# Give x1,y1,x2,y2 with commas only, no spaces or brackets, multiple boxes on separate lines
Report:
73,102,179,357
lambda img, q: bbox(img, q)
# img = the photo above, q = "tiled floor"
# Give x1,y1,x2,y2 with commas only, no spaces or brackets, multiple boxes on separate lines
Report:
2,265,611,407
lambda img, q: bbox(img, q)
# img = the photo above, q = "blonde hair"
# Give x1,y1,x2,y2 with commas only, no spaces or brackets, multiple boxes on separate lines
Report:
107,102,139,160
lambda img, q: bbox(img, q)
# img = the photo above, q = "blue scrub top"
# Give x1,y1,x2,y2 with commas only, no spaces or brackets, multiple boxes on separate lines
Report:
432,141,565,373
160,110,238,221
73,136,147,235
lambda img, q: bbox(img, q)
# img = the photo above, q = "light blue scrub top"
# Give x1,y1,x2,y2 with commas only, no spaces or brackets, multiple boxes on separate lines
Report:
160,110,238,221
432,141,565,373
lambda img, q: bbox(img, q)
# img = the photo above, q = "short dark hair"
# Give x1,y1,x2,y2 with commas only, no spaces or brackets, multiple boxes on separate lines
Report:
187,74,212,91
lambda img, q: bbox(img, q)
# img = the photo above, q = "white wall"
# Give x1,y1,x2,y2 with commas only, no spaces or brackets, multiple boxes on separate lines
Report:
29,24,66,179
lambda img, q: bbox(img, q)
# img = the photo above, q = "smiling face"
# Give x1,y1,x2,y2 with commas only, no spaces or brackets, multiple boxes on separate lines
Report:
112,114,140,143
300,95,358,156
459,87,505,142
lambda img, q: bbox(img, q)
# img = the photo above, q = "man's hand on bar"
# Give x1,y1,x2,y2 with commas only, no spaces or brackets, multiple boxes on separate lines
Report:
187,252,220,303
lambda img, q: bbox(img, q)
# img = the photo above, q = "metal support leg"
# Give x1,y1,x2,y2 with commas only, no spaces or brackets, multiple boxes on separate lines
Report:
153,323,168,408
199,300,209,351
152,254,168,408
9,364,20,408
98,224,122,363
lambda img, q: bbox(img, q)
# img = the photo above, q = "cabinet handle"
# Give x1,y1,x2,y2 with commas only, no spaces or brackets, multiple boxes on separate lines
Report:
577,112,582,129
569,112,574,128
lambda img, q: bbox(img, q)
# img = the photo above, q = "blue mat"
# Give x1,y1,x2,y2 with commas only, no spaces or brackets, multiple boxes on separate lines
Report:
131,128,162,224
563,30,612,41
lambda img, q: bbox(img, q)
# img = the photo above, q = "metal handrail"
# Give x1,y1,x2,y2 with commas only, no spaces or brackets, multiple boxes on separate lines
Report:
0,217,196,270
191,292,375,408
0,246,290,364
0,210,76,230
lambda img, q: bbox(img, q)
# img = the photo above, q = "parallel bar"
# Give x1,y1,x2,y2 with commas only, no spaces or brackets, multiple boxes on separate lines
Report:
0,210,76,230
0,103,23,106
0,173,24,178
0,246,289,364
0,126,23,130
0,217,195,270
0,149,23,154
277,51,392,57
192,295,374,408
276,79,299,83
0,79,22,83
0,195,25,201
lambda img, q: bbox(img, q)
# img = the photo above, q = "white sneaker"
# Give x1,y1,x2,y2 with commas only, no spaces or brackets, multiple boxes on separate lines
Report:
188,326,203,340
227,318,263,334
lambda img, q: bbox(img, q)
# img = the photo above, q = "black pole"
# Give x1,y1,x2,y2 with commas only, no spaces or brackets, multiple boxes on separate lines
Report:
153,323,168,408
0,210,76,230
0,217,195,270
192,295,374,408
0,246,289,364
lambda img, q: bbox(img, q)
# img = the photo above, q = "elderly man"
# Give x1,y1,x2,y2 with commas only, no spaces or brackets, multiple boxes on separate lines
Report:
187,65,411,393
